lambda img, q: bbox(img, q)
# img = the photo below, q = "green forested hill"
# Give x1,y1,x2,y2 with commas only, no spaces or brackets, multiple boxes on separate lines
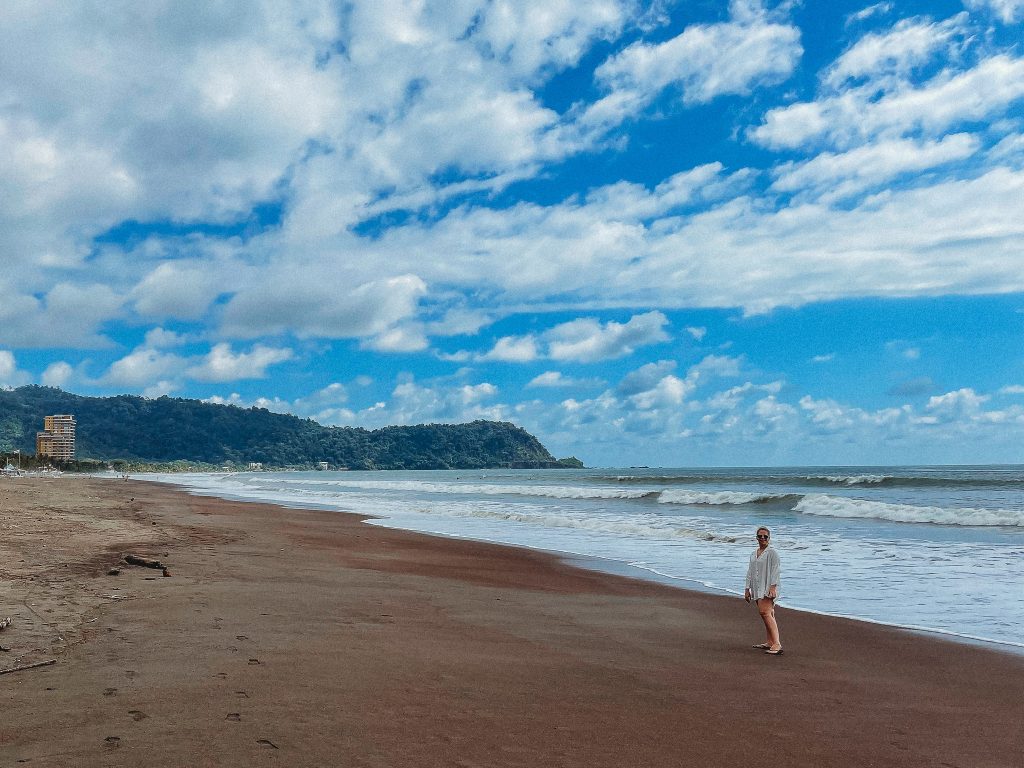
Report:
0,386,574,470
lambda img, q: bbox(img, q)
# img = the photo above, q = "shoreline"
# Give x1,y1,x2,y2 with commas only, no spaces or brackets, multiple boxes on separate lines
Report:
145,473,1024,656
1,476,1022,767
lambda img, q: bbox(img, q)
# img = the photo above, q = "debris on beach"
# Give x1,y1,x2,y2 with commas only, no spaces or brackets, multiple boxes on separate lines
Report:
123,554,164,569
0,617,11,631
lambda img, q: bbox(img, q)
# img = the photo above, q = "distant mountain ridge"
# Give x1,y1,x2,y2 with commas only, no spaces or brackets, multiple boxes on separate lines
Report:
0,386,577,470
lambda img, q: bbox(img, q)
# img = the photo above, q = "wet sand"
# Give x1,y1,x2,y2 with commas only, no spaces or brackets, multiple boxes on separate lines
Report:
0,476,1021,767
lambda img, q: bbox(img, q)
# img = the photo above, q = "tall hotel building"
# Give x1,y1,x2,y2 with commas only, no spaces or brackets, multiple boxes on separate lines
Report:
36,414,76,462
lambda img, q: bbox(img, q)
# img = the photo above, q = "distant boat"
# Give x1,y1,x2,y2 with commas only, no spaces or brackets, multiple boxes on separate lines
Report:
2,462,25,477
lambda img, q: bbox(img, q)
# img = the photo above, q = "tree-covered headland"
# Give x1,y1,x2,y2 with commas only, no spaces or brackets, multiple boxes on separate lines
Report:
0,386,583,471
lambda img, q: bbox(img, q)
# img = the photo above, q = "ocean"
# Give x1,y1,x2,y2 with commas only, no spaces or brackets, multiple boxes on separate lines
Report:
142,465,1024,651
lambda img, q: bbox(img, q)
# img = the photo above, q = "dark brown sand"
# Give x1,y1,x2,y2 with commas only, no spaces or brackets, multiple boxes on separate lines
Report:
0,477,1021,767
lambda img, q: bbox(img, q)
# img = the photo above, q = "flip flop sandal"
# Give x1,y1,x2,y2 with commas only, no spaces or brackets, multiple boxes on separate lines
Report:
764,648,784,655
752,643,770,649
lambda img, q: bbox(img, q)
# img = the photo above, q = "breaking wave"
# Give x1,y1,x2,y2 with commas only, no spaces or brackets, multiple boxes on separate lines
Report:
658,490,802,506
794,494,1024,527
253,477,659,501
404,504,739,543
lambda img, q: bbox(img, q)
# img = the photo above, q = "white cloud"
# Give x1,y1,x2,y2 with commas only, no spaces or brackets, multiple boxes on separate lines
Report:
752,54,1024,150
220,274,427,341
685,326,707,341
132,261,225,320
142,380,179,398
825,14,967,87
0,282,124,349
348,377,506,428
998,385,1024,395
471,0,631,81
547,311,671,362
104,347,185,388
41,361,75,388
584,1,801,131
527,371,602,389
481,335,541,363
477,311,670,364
143,327,190,349
187,343,294,382
770,134,979,203
811,353,836,363
847,3,894,26
364,324,429,353
964,0,1024,23
0,351,31,388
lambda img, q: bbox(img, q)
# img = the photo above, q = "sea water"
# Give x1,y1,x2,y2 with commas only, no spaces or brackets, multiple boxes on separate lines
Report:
141,465,1024,650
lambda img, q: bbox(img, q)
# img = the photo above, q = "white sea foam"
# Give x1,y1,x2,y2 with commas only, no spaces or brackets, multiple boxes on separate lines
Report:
658,490,797,505
250,477,656,501
402,503,739,542
813,474,888,485
795,494,1024,526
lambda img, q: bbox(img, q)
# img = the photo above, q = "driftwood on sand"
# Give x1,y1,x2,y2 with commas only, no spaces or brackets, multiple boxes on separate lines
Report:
0,659,56,675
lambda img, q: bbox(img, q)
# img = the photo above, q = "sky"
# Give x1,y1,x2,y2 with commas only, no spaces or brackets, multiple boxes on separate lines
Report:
2,0,1024,467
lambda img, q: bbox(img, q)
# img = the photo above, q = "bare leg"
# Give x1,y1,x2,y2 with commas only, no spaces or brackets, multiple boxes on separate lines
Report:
757,599,781,650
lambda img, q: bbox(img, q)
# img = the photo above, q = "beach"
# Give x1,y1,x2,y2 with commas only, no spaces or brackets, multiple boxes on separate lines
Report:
0,477,1022,767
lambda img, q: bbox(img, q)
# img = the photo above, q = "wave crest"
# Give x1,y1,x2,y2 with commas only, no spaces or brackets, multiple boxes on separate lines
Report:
795,494,1024,527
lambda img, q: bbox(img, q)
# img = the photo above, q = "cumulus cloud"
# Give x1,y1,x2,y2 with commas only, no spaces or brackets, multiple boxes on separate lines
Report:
104,347,185,388
41,361,75,388
132,261,226,320
220,274,427,342
480,335,541,363
478,311,670,364
685,326,707,341
547,311,671,362
187,343,294,382
0,351,32,388
527,371,602,389
143,327,191,349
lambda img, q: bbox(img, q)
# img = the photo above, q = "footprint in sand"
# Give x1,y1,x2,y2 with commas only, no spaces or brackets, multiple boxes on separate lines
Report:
226,713,241,721
235,690,249,698
103,687,118,696
236,635,248,640
104,736,121,749
247,658,261,665
256,739,278,749
128,710,148,721
215,672,228,679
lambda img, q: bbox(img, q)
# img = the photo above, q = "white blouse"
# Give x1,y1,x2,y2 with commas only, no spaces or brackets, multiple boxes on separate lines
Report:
746,546,780,600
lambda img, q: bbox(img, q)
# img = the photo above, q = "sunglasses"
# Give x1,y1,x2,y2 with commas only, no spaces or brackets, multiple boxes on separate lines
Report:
756,534,770,540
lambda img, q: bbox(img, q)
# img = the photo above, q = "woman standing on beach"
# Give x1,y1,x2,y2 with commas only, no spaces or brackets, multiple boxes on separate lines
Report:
745,527,782,655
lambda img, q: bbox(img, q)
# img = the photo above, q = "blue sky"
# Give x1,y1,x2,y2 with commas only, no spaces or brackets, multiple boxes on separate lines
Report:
2,0,1024,466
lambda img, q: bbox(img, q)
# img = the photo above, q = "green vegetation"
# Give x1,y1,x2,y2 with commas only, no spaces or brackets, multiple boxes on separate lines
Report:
0,386,578,470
